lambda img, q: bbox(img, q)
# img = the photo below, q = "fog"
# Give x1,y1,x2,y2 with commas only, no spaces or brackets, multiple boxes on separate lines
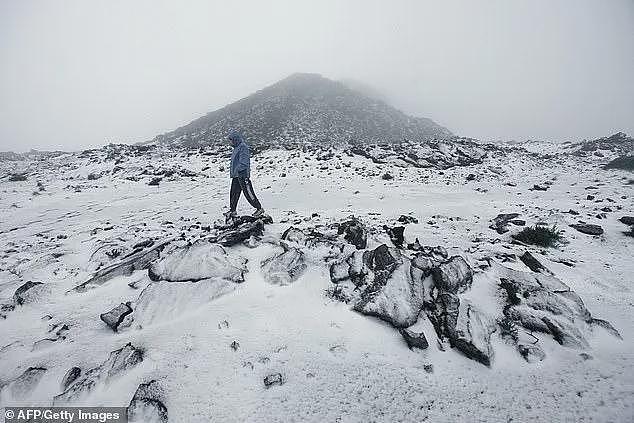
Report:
1,0,632,152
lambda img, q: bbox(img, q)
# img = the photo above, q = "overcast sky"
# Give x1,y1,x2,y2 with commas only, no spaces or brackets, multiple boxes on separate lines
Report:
1,0,632,152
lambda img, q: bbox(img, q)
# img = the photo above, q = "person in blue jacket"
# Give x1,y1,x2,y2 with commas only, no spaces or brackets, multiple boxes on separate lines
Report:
225,131,264,222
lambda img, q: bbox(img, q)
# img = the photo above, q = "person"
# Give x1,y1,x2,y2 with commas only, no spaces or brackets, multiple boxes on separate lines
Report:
225,131,265,222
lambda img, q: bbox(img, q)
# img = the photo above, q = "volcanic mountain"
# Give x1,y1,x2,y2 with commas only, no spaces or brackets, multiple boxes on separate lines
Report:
151,73,452,148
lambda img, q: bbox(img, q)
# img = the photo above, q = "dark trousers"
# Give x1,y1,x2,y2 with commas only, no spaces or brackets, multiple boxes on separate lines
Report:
230,177,262,212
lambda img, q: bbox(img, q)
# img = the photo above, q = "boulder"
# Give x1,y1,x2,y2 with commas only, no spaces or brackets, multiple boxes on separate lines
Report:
489,213,521,234
519,252,553,275
447,300,496,366
148,241,246,283
398,215,418,224
13,281,44,305
264,373,284,388
431,256,473,294
497,264,620,349
100,303,133,332
352,245,425,328
399,327,429,350
54,343,143,404
261,244,307,286
383,225,405,248
337,217,367,249
618,216,634,226
569,223,603,235
127,380,168,423
216,219,265,247
73,237,174,292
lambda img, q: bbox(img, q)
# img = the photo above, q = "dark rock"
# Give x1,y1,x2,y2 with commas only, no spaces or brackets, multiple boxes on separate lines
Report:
337,217,367,249
100,303,133,332
489,213,521,234
261,244,306,286
148,177,162,186
423,364,434,373
398,215,418,224
264,373,284,388
619,216,634,226
133,239,155,249
586,195,595,200
8,173,28,182
569,223,604,235
230,340,240,351
466,173,476,181
519,252,553,275
381,172,393,180
127,380,168,423
431,256,473,294
216,218,266,247
13,281,44,305
407,238,423,251
530,184,548,191
60,367,81,391
399,327,429,350
383,225,405,248
445,299,496,366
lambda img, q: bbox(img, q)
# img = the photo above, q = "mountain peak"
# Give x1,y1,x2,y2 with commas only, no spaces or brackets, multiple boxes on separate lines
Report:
152,73,451,148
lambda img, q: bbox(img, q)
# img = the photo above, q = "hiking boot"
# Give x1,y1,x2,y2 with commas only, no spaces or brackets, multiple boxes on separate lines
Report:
253,208,266,218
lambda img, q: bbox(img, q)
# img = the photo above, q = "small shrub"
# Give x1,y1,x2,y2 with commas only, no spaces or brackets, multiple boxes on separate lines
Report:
512,225,562,247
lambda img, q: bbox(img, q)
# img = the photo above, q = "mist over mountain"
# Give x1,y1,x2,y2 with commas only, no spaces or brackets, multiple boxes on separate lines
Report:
151,73,452,148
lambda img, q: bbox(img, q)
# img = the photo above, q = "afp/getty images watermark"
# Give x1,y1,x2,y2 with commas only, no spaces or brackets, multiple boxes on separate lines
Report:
3,407,127,423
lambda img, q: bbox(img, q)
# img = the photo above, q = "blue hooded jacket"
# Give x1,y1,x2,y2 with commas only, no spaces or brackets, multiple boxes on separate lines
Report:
228,132,250,178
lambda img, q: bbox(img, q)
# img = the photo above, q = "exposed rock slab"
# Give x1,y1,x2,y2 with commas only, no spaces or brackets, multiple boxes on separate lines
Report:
148,241,246,283
127,380,168,423
261,244,307,286
54,343,143,404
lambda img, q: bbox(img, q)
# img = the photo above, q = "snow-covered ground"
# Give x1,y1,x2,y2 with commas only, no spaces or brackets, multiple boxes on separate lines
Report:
1,144,632,422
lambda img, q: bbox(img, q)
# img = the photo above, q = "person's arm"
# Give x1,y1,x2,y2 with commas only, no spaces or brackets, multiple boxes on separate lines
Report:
236,144,250,177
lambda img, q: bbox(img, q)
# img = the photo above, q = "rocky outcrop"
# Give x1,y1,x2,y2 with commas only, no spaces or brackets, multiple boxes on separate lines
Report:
73,238,174,292
0,367,47,400
336,217,367,249
13,281,44,305
489,213,523,234
569,223,604,236
100,303,133,332
148,241,246,283
127,380,168,423
399,327,429,350
60,367,81,391
261,244,307,286
352,245,425,328
497,264,620,349
54,343,143,404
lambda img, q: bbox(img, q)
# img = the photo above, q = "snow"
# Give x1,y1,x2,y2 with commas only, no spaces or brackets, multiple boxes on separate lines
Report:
0,143,632,422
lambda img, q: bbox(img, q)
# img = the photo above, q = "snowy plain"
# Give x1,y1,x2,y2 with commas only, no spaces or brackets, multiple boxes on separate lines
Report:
0,144,632,422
